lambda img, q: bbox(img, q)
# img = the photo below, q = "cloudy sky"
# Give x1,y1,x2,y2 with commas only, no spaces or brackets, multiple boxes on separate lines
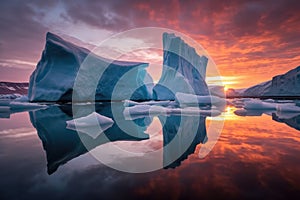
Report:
0,0,300,88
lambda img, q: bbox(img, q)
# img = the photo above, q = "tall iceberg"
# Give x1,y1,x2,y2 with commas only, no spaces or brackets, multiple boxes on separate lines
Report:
28,32,153,102
153,33,209,100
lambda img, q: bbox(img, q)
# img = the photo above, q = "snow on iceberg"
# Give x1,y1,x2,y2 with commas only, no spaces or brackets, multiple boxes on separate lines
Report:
66,112,114,139
152,33,209,100
28,32,153,102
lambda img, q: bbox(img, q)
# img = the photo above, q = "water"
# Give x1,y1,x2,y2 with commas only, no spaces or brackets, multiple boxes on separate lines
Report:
1,103,300,199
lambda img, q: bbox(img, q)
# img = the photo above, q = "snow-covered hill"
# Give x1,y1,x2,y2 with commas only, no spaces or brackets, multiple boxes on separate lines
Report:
227,66,300,97
0,82,28,95
242,80,272,96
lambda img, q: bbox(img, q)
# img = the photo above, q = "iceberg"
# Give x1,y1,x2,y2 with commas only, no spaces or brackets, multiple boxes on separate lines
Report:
276,104,300,113
234,109,265,116
9,102,47,111
243,99,300,113
13,95,29,102
0,94,46,118
244,99,277,110
66,112,114,139
152,33,209,100
28,32,152,102
0,94,23,106
123,104,221,120
208,85,225,97
175,92,226,108
0,106,10,113
123,105,169,120
123,100,173,107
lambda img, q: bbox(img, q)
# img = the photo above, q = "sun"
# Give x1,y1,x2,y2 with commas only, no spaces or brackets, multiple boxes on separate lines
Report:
224,86,228,92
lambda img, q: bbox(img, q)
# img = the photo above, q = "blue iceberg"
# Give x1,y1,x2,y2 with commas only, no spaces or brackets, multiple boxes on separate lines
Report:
28,32,153,102
153,33,209,100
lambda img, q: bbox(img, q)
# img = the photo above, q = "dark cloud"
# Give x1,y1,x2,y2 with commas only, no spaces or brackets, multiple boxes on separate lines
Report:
0,0,300,86
0,1,49,61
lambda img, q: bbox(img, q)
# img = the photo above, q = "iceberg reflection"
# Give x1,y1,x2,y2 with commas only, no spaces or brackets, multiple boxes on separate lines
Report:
29,102,209,174
160,115,207,168
29,103,150,174
272,113,300,131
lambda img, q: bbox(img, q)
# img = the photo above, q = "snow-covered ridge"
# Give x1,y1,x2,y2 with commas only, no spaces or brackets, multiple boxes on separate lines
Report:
0,82,28,95
242,81,272,97
227,66,300,97
266,66,300,96
243,66,300,97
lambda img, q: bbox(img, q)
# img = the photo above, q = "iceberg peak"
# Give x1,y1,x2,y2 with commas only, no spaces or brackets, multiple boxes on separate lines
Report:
153,32,209,100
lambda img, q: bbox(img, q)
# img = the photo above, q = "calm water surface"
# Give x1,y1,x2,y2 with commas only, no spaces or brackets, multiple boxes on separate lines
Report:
0,103,300,200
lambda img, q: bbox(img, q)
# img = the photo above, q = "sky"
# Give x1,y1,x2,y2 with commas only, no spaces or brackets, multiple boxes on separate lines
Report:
0,0,300,88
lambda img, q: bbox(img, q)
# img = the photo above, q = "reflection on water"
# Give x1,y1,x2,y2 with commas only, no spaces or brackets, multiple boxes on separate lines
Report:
1,104,300,199
272,112,300,131
29,103,208,174
160,115,207,168
234,107,300,131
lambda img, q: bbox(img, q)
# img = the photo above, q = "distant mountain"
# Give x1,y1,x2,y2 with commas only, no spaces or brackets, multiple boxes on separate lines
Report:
0,82,28,95
227,66,300,97
242,81,272,96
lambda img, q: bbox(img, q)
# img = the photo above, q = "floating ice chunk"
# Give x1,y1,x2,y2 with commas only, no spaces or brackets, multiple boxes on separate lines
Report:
0,101,46,118
0,106,10,113
123,100,173,107
0,99,12,106
170,107,221,117
274,111,300,119
13,95,29,102
0,93,22,100
9,102,47,111
244,99,277,110
123,105,169,120
208,85,225,97
123,104,221,120
234,109,264,116
175,92,226,107
263,99,275,103
0,94,23,106
66,112,114,139
276,104,300,113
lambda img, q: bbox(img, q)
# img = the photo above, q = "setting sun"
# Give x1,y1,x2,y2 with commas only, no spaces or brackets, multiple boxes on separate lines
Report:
224,86,228,92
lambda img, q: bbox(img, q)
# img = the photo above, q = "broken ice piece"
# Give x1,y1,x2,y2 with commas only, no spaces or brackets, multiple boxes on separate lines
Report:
66,112,114,139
